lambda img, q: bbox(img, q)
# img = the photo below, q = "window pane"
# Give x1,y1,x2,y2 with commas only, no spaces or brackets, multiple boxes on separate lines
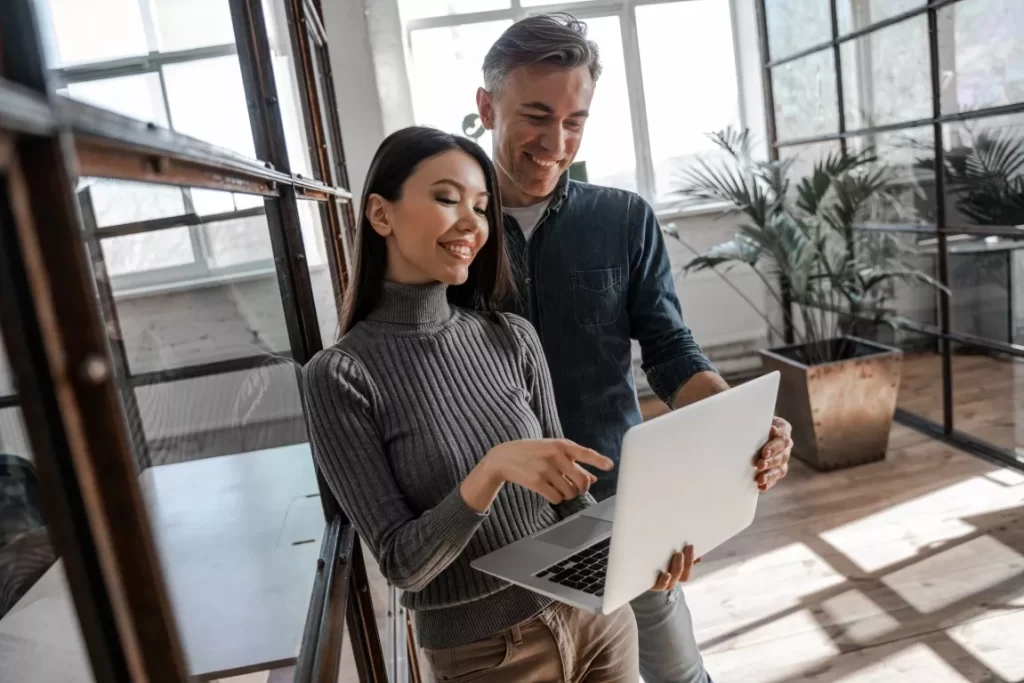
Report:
638,1,740,204
399,0,509,20
846,126,937,226
409,21,511,155
303,42,341,183
163,56,256,158
97,208,304,461
190,188,266,216
86,178,186,227
263,0,316,178
942,114,1024,233
202,215,275,269
574,16,636,192
840,16,931,130
150,0,236,52
190,188,235,216
837,0,925,34
772,50,838,142
780,141,842,194
299,201,340,345
0,329,94,680
939,0,1024,115
896,330,943,423
765,0,832,61
66,74,169,127
100,228,196,277
950,343,1024,455
37,0,148,67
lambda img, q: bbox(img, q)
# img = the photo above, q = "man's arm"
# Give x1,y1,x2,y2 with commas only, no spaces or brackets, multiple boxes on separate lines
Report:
671,370,730,409
626,196,792,491
626,195,718,407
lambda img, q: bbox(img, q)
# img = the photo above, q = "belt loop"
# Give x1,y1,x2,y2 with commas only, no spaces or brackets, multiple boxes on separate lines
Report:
510,622,524,646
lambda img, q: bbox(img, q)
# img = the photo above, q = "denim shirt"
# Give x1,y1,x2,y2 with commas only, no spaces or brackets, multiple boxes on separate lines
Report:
503,175,717,498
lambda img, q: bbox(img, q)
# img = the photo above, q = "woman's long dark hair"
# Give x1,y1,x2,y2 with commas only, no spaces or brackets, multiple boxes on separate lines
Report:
339,126,515,335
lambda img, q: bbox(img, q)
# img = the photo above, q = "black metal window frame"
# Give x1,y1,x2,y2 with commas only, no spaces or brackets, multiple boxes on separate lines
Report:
0,0,385,681
755,0,1024,474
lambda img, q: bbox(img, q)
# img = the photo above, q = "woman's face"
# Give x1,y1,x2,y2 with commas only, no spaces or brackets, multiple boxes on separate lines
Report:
366,149,491,286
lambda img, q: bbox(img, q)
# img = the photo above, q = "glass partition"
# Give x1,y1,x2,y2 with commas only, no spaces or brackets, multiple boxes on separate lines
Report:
761,0,1024,471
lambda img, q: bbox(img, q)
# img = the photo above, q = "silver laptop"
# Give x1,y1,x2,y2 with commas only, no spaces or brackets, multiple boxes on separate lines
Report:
472,371,780,614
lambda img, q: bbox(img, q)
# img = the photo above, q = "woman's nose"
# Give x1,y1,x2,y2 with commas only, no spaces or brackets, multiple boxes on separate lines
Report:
456,207,480,231
455,216,478,233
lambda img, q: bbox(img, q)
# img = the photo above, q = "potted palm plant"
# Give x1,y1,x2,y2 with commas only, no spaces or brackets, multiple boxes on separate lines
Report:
665,128,945,471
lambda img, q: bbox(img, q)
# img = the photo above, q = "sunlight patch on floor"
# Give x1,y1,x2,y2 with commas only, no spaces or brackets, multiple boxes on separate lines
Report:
819,476,1016,573
828,643,973,683
881,535,1024,614
947,609,1024,681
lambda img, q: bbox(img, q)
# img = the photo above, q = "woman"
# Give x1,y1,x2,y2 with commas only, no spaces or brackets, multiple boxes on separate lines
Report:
303,127,687,682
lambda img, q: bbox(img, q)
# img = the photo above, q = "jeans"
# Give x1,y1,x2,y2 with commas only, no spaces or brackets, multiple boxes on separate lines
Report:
630,587,713,683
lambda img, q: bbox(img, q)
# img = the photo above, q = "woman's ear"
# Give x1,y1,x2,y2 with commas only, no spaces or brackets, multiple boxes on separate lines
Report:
365,194,392,237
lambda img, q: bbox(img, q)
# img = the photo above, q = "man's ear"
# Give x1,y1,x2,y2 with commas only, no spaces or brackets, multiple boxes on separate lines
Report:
364,194,392,237
477,87,495,130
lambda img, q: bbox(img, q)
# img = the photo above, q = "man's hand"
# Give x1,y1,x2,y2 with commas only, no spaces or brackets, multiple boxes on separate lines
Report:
756,416,792,492
651,544,701,591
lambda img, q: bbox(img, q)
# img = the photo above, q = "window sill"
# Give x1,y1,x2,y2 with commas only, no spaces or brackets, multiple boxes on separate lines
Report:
112,263,330,301
656,201,734,224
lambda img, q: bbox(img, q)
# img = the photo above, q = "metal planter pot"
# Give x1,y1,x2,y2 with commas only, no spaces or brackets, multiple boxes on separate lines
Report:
758,336,903,472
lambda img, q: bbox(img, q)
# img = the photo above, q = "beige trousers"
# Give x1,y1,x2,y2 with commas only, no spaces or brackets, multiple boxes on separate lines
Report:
421,603,639,682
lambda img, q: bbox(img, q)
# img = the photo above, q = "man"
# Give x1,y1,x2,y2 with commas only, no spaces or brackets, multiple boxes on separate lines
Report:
477,13,794,683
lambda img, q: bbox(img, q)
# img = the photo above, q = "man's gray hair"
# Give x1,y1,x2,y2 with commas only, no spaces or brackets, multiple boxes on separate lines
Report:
482,13,602,93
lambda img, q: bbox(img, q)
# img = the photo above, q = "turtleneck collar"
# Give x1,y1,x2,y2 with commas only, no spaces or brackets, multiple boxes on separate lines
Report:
367,281,452,327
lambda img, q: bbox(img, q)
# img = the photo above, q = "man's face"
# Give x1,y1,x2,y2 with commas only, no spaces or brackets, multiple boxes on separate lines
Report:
477,64,595,206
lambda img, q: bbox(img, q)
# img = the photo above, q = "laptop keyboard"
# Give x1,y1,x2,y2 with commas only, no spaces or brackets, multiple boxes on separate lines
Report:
534,538,610,596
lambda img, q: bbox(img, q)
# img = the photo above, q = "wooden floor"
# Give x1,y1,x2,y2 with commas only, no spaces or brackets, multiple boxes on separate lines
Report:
328,423,1024,683
691,423,1024,683
899,351,1024,458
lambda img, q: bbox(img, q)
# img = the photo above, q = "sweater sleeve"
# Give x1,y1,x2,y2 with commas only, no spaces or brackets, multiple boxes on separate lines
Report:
302,349,488,592
505,315,595,517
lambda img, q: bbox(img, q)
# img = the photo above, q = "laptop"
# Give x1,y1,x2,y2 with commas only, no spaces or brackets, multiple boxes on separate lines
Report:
472,371,780,614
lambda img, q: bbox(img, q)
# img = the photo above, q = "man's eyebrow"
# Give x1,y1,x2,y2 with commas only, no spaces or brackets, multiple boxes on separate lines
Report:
519,102,589,117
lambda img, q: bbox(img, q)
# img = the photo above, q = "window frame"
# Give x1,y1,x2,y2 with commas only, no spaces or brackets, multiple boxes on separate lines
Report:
397,0,747,211
46,0,334,293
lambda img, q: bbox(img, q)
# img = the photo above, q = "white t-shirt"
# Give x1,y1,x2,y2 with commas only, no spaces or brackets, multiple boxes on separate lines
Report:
504,198,551,242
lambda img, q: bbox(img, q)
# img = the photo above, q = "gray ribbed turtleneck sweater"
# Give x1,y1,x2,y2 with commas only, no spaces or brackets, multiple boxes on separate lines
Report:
302,282,593,649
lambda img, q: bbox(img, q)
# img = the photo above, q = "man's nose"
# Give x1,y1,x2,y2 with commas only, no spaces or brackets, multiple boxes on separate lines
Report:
539,124,566,156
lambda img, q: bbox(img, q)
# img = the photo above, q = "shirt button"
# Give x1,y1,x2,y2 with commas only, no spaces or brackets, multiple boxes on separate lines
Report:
525,278,532,285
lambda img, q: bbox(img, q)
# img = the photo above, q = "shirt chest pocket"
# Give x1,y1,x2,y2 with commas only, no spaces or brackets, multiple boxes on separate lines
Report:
571,267,624,327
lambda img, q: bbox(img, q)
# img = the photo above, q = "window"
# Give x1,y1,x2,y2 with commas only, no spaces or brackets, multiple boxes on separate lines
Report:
397,0,742,211
38,0,321,291
81,179,273,291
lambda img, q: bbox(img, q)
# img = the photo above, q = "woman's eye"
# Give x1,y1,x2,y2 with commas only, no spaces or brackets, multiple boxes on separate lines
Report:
474,207,487,216
435,196,457,205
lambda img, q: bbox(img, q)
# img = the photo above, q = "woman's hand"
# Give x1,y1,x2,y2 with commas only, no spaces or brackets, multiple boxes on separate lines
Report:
651,544,701,591
461,439,614,512
484,438,614,503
